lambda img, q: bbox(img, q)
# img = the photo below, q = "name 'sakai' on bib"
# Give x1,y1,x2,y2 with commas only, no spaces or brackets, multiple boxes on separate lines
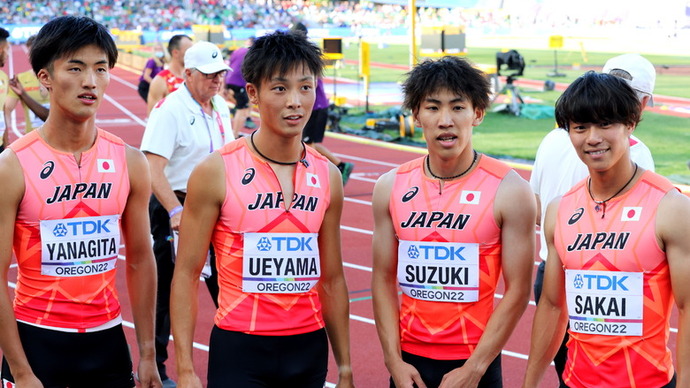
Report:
242,232,320,294
566,269,643,336
39,215,120,277
397,240,480,303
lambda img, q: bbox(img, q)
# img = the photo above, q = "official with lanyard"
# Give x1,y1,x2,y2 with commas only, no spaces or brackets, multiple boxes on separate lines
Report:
139,41,234,387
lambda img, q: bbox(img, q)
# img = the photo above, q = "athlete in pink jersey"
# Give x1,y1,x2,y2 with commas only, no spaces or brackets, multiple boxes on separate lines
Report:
0,16,160,388
372,56,535,388
170,31,354,388
523,72,690,388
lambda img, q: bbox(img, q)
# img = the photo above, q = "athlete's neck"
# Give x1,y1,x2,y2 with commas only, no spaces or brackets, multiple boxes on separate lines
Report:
39,116,98,163
589,160,639,199
168,61,185,78
250,129,303,163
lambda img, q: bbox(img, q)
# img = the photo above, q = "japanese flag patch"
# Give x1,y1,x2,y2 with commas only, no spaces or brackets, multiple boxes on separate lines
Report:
459,190,481,205
621,207,642,222
306,173,321,188
97,159,116,173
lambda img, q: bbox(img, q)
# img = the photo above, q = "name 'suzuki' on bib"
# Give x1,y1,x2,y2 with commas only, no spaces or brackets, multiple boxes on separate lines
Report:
397,240,479,303
39,215,121,277
242,233,320,294
566,269,643,336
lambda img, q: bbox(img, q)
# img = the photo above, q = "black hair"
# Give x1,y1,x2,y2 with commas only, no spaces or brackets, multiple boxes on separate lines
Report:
0,28,9,41
30,16,118,74
402,56,491,113
242,30,323,89
555,71,641,131
167,34,191,56
26,35,37,48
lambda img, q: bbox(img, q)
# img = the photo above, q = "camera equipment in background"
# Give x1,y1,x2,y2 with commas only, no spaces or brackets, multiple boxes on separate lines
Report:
493,49,526,116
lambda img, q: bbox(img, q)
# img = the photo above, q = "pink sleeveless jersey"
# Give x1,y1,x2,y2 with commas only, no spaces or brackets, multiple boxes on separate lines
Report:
555,171,677,388
212,139,331,335
389,154,511,360
10,129,130,330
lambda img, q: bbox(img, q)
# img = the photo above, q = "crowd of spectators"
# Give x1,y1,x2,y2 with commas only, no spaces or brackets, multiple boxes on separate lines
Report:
0,0,520,31
1,0,685,33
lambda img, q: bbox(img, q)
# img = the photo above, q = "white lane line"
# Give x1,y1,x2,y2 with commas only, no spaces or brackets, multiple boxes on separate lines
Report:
334,153,400,168
103,94,147,127
110,73,139,90
344,197,373,206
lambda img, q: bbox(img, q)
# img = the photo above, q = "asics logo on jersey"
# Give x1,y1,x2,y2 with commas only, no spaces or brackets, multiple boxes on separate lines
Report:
40,160,55,179
242,168,256,185
568,207,584,225
402,186,419,202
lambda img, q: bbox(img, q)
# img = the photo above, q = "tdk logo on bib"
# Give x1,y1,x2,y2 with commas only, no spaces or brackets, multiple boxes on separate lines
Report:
573,274,584,289
256,237,272,251
51,219,112,237
575,273,629,291
254,236,314,252
52,223,68,237
407,244,467,260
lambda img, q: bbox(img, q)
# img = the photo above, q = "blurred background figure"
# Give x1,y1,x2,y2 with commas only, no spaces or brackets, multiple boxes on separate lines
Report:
3,35,50,140
137,47,166,103
224,36,255,132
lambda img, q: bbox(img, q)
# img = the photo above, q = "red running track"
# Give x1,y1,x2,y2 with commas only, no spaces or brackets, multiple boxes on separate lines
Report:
2,44,680,387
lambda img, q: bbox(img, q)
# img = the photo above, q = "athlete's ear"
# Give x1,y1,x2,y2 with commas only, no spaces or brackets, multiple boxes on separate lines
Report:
412,109,421,128
246,83,259,105
37,68,52,92
472,107,486,127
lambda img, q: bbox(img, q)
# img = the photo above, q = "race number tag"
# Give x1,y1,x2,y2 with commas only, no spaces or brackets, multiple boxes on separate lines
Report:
242,233,320,293
397,240,479,303
566,269,643,336
40,215,120,277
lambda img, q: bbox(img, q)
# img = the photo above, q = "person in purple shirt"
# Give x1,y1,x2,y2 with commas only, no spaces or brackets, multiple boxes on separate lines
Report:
138,50,165,102
303,77,354,185
225,37,255,132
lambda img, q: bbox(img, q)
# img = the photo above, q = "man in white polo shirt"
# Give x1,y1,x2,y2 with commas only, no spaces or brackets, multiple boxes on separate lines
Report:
140,40,234,388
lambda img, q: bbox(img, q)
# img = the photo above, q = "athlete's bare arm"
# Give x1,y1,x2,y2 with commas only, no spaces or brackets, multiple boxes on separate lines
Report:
9,77,49,122
316,163,354,388
522,198,569,388
371,169,427,388
0,151,43,387
170,152,225,388
4,94,19,139
146,76,167,115
144,152,183,230
658,190,690,387
122,146,162,388
440,170,535,388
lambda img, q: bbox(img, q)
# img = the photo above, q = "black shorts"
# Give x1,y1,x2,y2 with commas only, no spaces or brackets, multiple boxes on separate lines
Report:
302,107,329,144
207,326,328,388
227,84,249,110
137,80,150,102
390,351,502,388
1,322,134,388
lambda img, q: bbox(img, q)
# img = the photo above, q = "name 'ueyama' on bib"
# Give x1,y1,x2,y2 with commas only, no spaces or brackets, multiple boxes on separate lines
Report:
397,240,479,302
40,215,120,277
242,232,320,293
566,269,643,336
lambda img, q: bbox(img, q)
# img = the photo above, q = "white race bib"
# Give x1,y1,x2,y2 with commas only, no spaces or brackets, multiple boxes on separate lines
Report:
40,215,120,277
566,269,643,336
397,240,479,303
242,232,320,294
